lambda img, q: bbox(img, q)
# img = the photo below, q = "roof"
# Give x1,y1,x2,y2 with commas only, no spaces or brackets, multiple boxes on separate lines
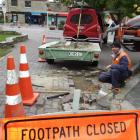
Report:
57,12,68,17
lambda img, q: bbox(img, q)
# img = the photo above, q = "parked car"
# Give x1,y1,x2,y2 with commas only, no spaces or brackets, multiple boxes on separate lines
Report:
63,7,102,43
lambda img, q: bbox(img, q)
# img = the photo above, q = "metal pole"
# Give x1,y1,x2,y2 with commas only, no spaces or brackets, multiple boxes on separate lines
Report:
3,13,6,24
47,12,49,29
75,0,84,47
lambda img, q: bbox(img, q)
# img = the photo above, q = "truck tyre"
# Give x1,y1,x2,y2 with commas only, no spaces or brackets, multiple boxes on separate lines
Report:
91,61,98,67
134,41,140,52
46,59,54,64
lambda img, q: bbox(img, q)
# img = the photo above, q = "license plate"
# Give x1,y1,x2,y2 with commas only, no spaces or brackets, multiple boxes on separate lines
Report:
68,52,83,57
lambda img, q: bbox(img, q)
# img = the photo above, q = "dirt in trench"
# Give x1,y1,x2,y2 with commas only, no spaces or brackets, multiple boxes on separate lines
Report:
72,76,100,92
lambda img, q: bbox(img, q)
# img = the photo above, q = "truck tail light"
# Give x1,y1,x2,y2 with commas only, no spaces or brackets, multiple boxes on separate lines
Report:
94,53,99,58
39,50,44,55
137,29,140,37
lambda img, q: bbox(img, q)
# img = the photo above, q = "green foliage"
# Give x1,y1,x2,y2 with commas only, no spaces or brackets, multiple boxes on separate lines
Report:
58,20,65,29
0,35,14,42
60,0,73,6
60,0,140,18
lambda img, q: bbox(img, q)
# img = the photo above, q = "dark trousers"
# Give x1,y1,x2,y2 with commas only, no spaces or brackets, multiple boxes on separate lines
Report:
99,69,131,88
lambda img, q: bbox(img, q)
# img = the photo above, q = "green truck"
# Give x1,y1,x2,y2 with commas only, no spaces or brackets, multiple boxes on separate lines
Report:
38,40,101,66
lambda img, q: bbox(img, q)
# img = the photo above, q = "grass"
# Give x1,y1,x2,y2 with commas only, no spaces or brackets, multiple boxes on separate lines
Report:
0,34,17,42
0,47,12,58
0,31,21,57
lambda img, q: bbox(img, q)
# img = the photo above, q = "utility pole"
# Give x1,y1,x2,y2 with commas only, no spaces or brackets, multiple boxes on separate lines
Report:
2,0,7,24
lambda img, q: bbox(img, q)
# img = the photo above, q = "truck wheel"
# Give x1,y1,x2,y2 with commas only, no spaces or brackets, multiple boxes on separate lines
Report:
46,59,54,64
91,61,98,67
134,41,140,52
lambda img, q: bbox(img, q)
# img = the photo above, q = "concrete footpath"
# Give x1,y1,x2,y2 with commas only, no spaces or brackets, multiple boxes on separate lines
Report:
0,24,140,119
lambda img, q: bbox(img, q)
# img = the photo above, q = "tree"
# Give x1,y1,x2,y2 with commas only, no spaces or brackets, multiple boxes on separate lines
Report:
60,0,140,17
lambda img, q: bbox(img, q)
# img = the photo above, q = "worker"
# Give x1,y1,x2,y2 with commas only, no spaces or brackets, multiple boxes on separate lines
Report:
105,14,116,28
99,41,132,94
103,14,116,43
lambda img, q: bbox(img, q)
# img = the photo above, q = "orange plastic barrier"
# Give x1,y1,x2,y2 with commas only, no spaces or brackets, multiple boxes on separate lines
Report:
0,110,140,140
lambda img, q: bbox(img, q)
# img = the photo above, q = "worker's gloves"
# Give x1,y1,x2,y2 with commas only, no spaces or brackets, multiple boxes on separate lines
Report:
105,65,111,70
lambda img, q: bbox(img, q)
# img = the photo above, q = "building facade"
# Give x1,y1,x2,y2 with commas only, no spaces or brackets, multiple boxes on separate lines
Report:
5,0,67,25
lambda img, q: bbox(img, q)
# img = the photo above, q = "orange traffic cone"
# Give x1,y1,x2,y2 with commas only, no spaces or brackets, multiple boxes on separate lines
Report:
38,34,47,62
19,45,39,105
5,55,25,118
42,34,47,44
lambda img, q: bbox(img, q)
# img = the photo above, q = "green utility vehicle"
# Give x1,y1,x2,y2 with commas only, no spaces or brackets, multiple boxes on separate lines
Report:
38,41,101,66
38,6,102,66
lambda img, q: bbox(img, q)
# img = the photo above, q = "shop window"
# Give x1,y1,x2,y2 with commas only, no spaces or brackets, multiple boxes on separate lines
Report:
11,0,17,6
25,1,31,7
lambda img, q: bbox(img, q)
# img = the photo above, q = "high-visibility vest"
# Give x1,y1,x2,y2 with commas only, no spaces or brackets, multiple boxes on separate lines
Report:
112,49,132,70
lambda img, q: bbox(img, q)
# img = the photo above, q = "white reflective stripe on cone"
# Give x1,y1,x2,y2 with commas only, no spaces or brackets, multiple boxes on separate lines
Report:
7,70,18,84
19,71,30,78
20,54,27,64
6,94,22,105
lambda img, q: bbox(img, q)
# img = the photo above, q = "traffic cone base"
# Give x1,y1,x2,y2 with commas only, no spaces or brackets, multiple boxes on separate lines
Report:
22,92,39,105
38,58,46,62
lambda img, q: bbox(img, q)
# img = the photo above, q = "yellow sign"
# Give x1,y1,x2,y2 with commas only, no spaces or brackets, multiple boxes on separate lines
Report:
2,112,139,140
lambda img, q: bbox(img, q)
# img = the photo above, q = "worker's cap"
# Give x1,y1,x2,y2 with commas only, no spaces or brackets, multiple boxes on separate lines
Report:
112,41,121,49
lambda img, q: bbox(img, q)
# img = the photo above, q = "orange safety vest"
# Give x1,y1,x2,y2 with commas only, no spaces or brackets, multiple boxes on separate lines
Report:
112,49,132,70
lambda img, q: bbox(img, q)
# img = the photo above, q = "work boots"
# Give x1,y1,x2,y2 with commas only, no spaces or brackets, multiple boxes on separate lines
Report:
112,88,121,94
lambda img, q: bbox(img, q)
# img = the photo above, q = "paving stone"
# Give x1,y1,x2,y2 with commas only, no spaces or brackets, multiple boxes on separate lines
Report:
84,73,91,77
36,95,46,106
36,107,45,114
89,70,100,76
80,103,90,110
76,72,82,76
85,78,92,82
52,101,59,110
0,104,5,118
120,100,136,110
28,106,37,114
68,71,75,76
61,93,73,104
26,112,35,116
97,94,112,108
110,99,122,111
62,103,72,111
62,67,68,71
44,107,59,113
